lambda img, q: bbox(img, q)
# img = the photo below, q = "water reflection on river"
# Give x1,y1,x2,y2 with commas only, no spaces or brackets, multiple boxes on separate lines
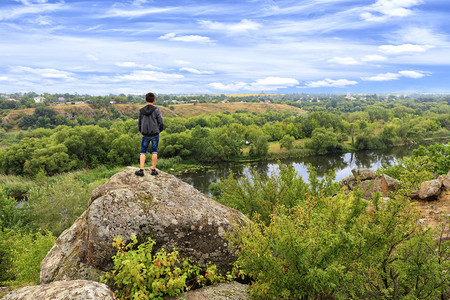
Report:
177,146,415,196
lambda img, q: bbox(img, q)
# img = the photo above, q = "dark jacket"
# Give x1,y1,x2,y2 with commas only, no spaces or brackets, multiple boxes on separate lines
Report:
138,105,164,137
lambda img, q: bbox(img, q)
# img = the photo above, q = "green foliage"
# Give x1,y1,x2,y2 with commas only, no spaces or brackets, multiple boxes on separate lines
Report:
0,190,29,231
24,173,97,236
217,164,338,224
279,134,295,150
227,190,450,299
307,127,343,154
0,229,55,286
412,143,450,175
102,236,225,300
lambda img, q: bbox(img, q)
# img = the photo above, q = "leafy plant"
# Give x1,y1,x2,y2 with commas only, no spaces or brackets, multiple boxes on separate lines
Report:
102,235,226,300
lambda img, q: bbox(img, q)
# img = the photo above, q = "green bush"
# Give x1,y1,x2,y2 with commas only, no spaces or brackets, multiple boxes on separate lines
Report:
24,173,97,236
0,229,55,286
102,235,225,300
217,164,338,224
227,191,449,299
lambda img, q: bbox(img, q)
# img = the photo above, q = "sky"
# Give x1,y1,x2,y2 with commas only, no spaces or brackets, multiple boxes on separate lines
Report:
1,0,450,95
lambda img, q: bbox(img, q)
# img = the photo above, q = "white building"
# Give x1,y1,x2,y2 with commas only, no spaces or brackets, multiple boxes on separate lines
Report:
34,96,45,103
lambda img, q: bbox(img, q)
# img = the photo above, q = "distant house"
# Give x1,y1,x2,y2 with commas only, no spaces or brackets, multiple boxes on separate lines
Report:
7,98,17,102
221,99,229,103
263,99,271,104
34,96,45,103
58,97,65,102
110,100,116,104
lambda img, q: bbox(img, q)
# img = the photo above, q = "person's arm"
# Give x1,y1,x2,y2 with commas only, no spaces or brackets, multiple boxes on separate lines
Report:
157,109,164,132
138,112,142,132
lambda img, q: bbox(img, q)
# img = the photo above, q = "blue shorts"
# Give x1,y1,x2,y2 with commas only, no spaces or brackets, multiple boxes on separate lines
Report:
140,135,159,154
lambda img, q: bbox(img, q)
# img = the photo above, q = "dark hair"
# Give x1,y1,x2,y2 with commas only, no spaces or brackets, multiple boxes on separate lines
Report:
145,92,156,103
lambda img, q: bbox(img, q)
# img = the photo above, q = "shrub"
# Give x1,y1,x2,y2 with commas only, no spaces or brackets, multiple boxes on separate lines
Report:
0,229,55,286
227,191,450,299
102,235,225,299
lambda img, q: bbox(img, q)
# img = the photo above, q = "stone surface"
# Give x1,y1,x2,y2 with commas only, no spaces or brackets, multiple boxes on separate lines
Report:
359,176,388,199
2,280,115,300
167,281,250,300
351,168,378,181
382,174,400,191
40,167,249,283
419,179,442,200
441,173,450,191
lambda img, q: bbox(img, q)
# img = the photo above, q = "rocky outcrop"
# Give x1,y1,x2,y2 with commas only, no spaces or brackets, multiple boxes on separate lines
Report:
340,168,399,199
2,280,115,300
167,281,250,300
40,167,249,284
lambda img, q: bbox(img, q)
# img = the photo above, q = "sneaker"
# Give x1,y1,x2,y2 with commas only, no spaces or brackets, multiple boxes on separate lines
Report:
151,169,158,176
135,169,144,176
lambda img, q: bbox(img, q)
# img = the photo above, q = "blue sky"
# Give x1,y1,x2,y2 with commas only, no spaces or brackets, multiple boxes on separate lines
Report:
0,0,449,95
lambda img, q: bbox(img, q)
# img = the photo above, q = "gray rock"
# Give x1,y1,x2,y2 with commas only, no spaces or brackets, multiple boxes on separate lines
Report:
41,167,249,283
382,174,399,191
166,281,250,300
358,176,388,199
351,168,378,181
418,179,442,200
2,280,115,300
441,173,450,191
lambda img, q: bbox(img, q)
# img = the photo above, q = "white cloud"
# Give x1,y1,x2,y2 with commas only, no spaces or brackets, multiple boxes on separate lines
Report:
0,76,9,81
253,77,299,87
378,43,433,55
158,33,213,44
180,67,214,75
398,70,429,78
362,72,400,81
199,19,261,33
117,70,184,82
362,70,430,81
14,66,74,80
208,82,247,91
305,78,358,88
115,62,139,68
85,54,99,61
361,54,387,62
175,60,191,65
103,7,176,18
361,0,424,22
0,2,63,21
115,62,160,69
391,27,448,46
208,77,299,92
328,56,360,65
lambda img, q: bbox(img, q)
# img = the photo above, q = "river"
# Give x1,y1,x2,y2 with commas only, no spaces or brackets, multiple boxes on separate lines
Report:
176,146,417,196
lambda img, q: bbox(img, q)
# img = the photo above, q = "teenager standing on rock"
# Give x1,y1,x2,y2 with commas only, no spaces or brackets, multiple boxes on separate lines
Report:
135,92,164,176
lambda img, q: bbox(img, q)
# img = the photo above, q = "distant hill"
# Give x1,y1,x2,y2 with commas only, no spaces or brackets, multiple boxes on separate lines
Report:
3,102,306,126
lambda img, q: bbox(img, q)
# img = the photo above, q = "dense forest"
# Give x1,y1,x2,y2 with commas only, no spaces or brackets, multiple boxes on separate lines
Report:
0,92,449,298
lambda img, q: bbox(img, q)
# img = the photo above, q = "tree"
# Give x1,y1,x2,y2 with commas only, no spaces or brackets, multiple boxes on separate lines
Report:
280,135,295,150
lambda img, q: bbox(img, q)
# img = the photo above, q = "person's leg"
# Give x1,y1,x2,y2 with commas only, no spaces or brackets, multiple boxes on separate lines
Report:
152,153,157,170
140,153,146,169
136,136,150,176
150,135,159,175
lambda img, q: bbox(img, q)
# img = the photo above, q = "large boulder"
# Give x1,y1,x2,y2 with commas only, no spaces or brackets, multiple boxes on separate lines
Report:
419,179,442,200
2,280,115,300
41,167,249,284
